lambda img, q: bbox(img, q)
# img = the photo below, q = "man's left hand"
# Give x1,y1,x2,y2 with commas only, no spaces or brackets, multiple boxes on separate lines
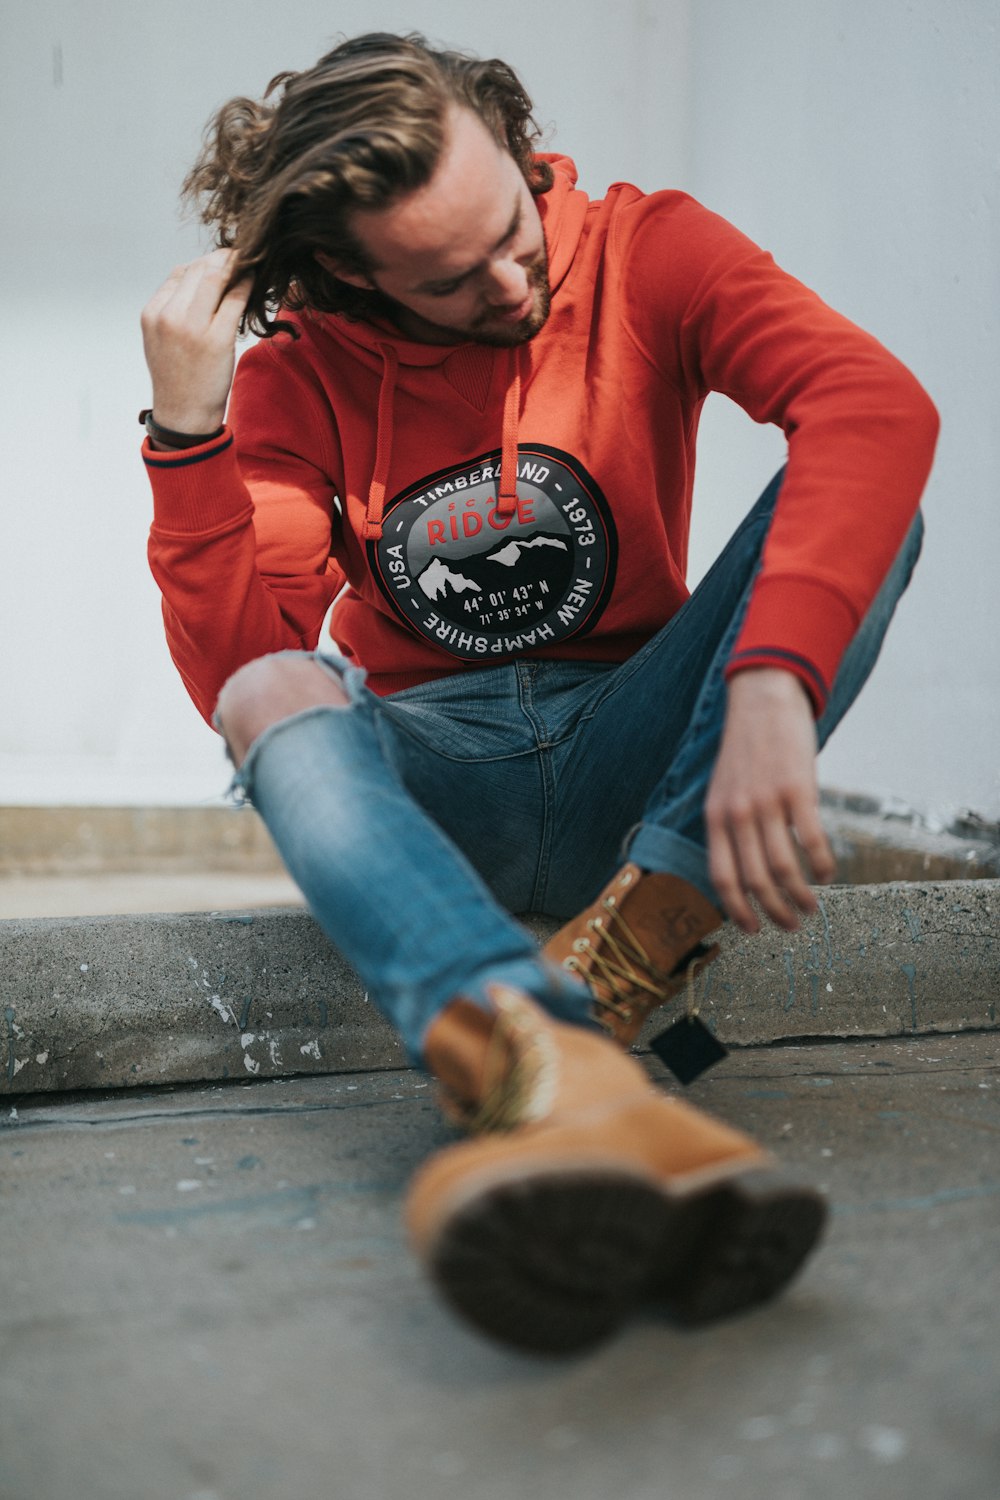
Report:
705,669,836,934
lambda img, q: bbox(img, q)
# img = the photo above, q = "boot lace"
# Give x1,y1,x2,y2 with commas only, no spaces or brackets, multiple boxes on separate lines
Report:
442,988,558,1135
563,900,685,1027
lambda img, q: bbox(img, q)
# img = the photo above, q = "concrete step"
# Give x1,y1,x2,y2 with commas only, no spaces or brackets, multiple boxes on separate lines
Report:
4,800,997,888
1,879,996,1096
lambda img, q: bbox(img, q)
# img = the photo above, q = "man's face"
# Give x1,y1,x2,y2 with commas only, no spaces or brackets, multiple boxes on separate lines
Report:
331,107,551,347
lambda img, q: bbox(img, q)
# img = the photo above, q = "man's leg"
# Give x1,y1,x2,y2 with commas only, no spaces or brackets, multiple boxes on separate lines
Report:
216,646,826,1353
215,652,592,1061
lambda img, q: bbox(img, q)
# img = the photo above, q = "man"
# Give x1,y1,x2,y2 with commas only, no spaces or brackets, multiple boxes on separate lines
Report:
141,33,938,1354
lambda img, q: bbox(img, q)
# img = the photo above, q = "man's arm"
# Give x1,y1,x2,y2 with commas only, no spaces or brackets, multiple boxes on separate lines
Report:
141,251,345,724
616,193,938,931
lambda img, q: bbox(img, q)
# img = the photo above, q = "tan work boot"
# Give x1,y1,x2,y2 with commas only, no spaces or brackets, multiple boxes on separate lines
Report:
405,986,825,1355
544,863,724,1046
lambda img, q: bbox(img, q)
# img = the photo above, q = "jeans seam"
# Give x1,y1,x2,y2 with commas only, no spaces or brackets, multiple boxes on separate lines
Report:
377,710,548,766
513,664,559,909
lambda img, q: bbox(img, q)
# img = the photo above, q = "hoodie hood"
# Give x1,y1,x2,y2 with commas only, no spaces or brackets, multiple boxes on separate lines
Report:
310,156,589,539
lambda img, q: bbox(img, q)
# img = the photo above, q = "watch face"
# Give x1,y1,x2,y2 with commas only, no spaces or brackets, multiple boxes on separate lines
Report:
367,443,618,661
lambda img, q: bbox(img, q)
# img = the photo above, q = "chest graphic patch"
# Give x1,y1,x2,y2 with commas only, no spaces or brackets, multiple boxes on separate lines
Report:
368,444,617,660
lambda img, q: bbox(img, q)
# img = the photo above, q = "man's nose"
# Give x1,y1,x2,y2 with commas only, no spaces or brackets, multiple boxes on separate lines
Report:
484,257,529,306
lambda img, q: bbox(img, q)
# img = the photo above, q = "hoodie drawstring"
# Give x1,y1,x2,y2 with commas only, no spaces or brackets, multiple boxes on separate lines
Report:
364,342,524,539
497,348,522,517
363,342,399,541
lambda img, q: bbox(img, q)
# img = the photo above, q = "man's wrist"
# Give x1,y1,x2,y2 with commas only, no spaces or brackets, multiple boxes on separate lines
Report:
139,408,226,450
726,665,812,705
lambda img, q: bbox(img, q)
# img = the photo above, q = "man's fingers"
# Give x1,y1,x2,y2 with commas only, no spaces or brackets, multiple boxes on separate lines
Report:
140,264,189,326
731,815,802,932
707,822,759,934
761,814,818,916
792,798,837,885
216,272,254,333
145,251,243,333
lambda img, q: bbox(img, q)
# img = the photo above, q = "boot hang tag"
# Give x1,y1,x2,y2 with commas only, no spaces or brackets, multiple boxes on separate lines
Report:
650,1013,729,1085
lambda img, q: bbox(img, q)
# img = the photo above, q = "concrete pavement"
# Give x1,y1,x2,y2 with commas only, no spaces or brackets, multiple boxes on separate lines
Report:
1,1030,997,1500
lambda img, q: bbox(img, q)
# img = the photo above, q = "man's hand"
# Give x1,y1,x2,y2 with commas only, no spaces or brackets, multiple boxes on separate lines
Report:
140,248,252,438
705,668,836,934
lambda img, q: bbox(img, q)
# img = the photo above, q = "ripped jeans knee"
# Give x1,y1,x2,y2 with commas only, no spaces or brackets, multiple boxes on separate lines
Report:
214,650,371,802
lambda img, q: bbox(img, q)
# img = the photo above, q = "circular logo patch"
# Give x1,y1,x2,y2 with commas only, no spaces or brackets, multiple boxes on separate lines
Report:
368,444,617,661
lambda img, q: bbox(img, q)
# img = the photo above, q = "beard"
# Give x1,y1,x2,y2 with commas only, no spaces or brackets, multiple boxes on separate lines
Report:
465,252,552,347
365,247,553,348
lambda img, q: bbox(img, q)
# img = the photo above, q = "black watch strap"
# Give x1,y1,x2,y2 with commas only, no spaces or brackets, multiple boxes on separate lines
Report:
139,409,226,449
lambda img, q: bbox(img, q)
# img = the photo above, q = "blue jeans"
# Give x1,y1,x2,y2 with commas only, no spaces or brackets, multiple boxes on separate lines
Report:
233,472,923,1061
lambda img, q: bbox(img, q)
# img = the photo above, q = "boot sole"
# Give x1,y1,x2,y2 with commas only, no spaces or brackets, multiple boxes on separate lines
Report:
652,1166,828,1326
425,1168,673,1356
424,1164,826,1354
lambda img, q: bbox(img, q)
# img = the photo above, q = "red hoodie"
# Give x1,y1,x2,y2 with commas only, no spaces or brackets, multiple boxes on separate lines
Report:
145,155,939,725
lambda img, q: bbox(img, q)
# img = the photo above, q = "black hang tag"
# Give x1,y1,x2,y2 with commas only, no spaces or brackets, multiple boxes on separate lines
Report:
650,1014,729,1085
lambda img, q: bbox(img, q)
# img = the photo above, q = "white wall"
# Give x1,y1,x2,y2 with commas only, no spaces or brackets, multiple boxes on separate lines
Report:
1,0,996,819
682,0,1000,821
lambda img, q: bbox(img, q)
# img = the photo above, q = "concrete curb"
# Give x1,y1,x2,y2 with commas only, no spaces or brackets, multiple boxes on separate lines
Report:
1,880,997,1096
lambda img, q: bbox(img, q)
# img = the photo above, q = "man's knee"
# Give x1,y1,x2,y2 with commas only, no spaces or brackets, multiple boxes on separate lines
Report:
215,654,351,767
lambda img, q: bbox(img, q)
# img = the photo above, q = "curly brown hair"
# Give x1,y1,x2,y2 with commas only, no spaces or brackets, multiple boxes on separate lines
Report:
183,32,554,337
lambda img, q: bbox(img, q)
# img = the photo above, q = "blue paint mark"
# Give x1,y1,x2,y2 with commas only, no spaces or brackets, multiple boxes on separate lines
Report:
237,1155,262,1170
317,1000,329,1028
783,952,796,1011
816,894,834,969
834,1183,1000,1216
4,1008,15,1084
114,1179,402,1228
900,963,918,1030
809,972,820,1014
902,909,922,942
238,997,253,1030
744,1089,790,1099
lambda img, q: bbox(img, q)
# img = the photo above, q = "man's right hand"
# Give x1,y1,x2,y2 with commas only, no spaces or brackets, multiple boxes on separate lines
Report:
140,248,253,437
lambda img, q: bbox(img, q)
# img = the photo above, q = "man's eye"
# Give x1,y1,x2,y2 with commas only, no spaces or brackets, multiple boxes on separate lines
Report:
427,281,463,298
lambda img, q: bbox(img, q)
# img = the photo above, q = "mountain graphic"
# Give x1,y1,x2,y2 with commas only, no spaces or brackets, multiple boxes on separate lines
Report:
414,529,575,623
418,556,480,602
488,535,569,568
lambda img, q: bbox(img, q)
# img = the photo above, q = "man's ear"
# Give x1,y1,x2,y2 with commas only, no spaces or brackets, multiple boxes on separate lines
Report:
315,250,374,291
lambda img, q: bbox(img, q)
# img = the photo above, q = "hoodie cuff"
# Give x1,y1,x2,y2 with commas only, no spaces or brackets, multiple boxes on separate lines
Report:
726,574,860,717
143,428,251,534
